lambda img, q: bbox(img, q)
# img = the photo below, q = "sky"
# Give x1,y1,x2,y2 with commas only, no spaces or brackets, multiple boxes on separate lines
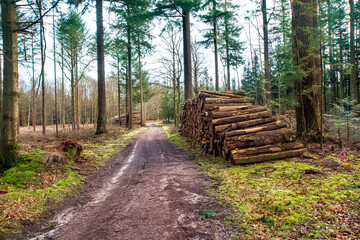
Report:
18,0,269,92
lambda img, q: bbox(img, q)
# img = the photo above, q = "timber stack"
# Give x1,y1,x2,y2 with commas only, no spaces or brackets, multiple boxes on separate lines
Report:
114,111,141,126
180,90,306,165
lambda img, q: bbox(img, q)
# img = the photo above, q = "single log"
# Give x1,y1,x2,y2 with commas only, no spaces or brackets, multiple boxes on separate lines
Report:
204,103,253,111
209,106,268,119
205,97,255,104
224,128,296,151
215,106,250,112
215,116,277,134
201,90,246,98
230,142,304,158
232,148,306,165
212,111,272,126
224,121,287,138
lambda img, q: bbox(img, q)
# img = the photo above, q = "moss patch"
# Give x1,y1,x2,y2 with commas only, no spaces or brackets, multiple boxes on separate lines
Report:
163,126,360,239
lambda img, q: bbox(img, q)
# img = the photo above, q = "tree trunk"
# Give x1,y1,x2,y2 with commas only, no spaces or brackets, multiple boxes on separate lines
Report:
262,0,271,109
1,0,19,167
117,56,121,126
32,35,36,132
53,9,58,136
224,0,230,91
349,0,359,103
0,47,2,116
139,50,145,127
213,0,219,91
40,1,46,135
292,0,322,140
127,17,133,129
75,56,80,130
95,0,107,134
172,43,178,127
183,10,193,100
71,60,75,131
61,46,65,129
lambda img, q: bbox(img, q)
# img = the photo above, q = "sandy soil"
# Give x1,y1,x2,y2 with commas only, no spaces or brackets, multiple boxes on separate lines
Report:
29,124,232,240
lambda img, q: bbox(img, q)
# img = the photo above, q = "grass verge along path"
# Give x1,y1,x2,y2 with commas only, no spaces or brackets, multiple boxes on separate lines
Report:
0,127,147,237
163,125,360,239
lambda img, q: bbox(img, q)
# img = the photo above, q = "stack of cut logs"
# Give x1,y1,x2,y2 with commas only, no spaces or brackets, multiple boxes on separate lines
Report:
180,90,306,165
114,111,141,126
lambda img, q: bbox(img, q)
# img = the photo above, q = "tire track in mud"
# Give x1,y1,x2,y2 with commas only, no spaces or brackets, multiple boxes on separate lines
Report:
31,124,232,240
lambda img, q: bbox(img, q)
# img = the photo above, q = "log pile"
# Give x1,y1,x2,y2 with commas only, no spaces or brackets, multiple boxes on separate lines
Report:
114,111,141,126
180,90,306,165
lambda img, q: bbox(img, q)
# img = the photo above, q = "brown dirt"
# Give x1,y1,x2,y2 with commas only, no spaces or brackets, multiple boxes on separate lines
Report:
28,124,233,240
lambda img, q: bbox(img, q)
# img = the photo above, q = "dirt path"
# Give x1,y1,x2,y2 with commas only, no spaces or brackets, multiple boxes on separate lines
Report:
31,124,231,240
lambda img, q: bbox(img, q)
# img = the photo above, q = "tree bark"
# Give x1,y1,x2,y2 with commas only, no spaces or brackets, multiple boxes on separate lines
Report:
1,0,19,167
209,106,266,119
127,17,133,129
0,47,2,115
139,50,145,127
117,55,121,126
349,0,359,103
224,0,230,91
61,46,65,129
215,116,277,134
232,148,306,165
40,0,46,135
212,0,219,91
32,35,36,132
292,0,322,140
224,121,286,139
230,142,304,158
224,128,296,151
53,9,58,136
95,0,107,134
75,56,80,130
262,0,271,109
183,10,193,100
71,58,75,131
212,111,272,126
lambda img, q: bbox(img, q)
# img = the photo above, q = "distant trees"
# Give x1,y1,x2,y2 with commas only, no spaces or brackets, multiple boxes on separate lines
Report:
57,11,89,131
159,22,183,127
111,0,152,128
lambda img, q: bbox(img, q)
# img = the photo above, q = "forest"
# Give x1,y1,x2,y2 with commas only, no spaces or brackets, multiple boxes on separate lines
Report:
0,0,360,238
1,0,360,166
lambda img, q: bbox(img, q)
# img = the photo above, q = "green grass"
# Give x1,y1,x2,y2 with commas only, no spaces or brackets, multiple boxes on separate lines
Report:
0,127,147,237
163,125,360,239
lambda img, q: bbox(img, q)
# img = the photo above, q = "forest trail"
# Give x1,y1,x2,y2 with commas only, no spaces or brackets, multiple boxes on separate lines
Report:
31,124,230,240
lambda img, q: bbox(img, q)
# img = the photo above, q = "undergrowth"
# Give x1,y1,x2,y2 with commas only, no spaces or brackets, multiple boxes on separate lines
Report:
162,125,360,239
0,127,147,237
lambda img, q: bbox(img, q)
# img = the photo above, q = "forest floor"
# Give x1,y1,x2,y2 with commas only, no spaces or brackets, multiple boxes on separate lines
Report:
163,124,360,239
1,124,233,239
0,124,148,238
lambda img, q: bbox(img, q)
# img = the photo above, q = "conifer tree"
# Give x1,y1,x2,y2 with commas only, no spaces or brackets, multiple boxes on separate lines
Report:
292,0,322,140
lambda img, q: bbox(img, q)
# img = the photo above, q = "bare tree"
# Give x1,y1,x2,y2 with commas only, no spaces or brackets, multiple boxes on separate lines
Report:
160,23,183,127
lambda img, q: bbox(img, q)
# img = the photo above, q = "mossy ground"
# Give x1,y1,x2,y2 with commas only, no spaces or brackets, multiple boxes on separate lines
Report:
0,126,147,237
162,125,360,239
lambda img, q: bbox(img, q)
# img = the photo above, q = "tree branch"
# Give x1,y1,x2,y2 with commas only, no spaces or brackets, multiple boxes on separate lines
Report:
17,0,61,33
